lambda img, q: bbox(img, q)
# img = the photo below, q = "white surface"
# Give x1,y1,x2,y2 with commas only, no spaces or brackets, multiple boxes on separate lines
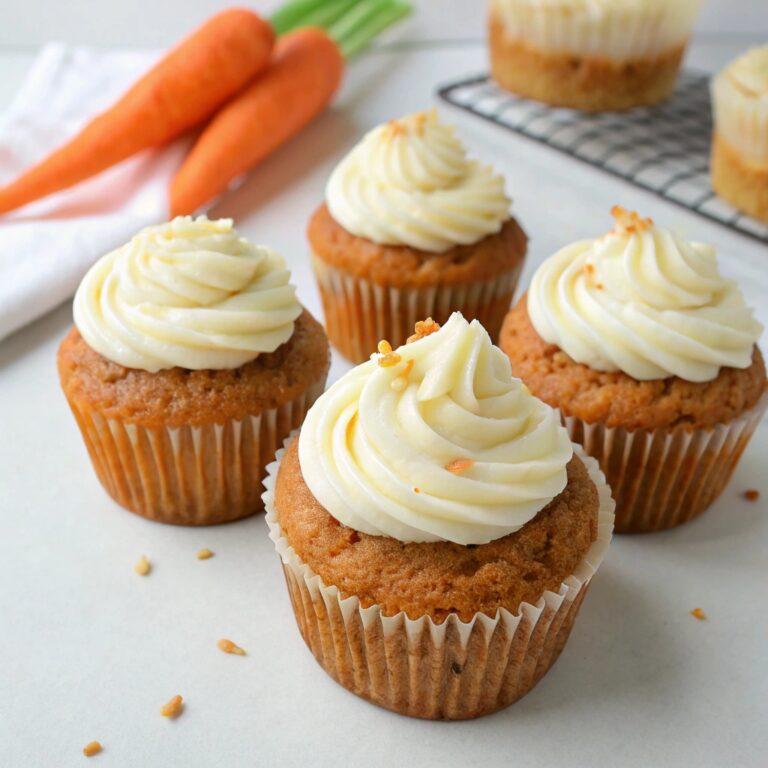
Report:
1,3,767,767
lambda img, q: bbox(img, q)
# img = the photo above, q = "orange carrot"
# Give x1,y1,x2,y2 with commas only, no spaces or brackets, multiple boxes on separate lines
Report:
0,8,275,215
169,27,343,216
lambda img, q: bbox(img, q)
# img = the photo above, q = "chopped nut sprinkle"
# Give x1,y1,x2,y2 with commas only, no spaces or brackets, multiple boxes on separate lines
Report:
378,352,402,368
218,638,246,656
407,318,441,344
743,489,760,501
160,694,183,718
83,741,102,757
133,555,151,576
445,458,475,474
610,205,653,235
377,339,393,355
690,608,707,621
413,487,421,493
197,548,214,560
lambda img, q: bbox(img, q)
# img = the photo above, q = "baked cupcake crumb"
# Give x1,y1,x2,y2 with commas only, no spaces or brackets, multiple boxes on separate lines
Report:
609,205,653,235
217,639,246,656
82,741,102,757
407,318,441,344
690,608,707,621
160,695,183,718
196,548,214,560
743,489,760,502
133,555,151,576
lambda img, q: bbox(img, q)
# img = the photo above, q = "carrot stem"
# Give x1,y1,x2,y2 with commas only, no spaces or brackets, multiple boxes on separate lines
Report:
332,0,411,58
271,0,359,36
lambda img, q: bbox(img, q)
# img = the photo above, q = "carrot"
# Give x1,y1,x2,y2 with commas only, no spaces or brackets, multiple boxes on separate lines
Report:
169,27,343,216
0,8,275,215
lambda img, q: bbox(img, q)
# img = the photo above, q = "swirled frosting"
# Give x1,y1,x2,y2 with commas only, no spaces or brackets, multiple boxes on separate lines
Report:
74,216,302,372
298,313,573,545
325,110,510,252
527,207,763,382
490,0,701,60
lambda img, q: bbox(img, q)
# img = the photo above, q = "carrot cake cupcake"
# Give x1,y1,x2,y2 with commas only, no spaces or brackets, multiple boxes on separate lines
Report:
711,46,768,223
308,109,527,363
57,216,329,525
500,206,766,533
488,0,702,111
264,313,614,719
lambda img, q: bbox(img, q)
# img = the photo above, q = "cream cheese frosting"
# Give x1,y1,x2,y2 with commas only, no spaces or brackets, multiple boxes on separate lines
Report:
298,313,573,545
712,46,768,165
325,109,510,253
527,207,763,383
74,216,302,372
490,0,701,61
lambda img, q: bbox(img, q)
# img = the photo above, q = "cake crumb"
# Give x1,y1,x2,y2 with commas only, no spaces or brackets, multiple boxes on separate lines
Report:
445,458,475,474
413,487,421,493
377,339,393,355
690,607,707,621
197,548,214,560
378,351,402,368
610,205,653,235
82,741,102,757
133,555,151,576
407,318,441,344
743,489,760,501
217,638,246,656
160,695,183,718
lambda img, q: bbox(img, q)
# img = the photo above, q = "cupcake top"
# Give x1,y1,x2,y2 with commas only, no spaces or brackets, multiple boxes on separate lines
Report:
298,313,573,545
490,0,701,60
527,206,763,383
74,216,302,372
720,46,768,100
325,109,510,253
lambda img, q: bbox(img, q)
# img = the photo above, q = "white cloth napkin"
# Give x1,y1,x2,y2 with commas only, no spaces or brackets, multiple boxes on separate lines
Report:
0,44,191,341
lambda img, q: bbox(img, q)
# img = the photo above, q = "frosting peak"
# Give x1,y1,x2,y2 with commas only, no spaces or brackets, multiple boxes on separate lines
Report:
74,216,302,372
299,313,573,545
527,208,763,382
325,110,510,253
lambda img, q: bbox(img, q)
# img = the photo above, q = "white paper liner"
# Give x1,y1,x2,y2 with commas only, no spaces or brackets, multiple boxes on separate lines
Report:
66,380,325,525
263,433,615,719
312,254,523,363
712,72,768,167
563,390,768,534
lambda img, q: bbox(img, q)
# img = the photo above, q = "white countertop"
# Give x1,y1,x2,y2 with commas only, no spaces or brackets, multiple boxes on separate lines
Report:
1,3,766,767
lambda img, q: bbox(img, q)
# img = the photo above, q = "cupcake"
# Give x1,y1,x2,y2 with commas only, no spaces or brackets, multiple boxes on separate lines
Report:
308,109,527,363
57,216,329,525
711,46,768,223
500,206,766,534
264,313,614,719
488,0,702,111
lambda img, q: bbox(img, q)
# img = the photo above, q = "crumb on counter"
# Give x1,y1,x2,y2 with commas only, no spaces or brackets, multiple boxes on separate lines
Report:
133,555,151,576
83,741,102,758
743,489,760,501
445,458,475,474
407,318,441,344
160,694,183,718
196,548,215,560
690,607,707,621
217,638,246,656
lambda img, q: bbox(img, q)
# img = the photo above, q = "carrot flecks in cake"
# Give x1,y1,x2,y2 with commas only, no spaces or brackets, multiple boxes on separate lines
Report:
196,548,214,560
610,205,653,235
445,458,475,474
133,555,151,576
743,489,760,501
218,638,246,656
690,607,707,621
407,318,441,344
160,695,183,718
83,741,102,757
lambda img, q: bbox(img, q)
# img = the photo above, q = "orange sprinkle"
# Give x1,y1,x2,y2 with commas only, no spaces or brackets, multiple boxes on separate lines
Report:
690,608,707,621
217,638,246,656
160,694,183,718
407,317,441,344
83,741,102,757
378,352,402,368
377,339,393,355
445,458,475,474
610,205,653,235
196,548,214,560
743,489,760,501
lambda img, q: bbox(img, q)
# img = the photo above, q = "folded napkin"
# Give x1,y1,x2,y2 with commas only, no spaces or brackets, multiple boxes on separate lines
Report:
0,44,191,342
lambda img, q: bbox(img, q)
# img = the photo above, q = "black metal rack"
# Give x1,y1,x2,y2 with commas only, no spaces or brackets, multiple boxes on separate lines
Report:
437,71,768,244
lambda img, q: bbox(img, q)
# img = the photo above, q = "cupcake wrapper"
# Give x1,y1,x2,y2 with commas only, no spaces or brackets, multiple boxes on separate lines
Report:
263,436,615,720
563,391,768,534
312,255,523,363
712,74,768,167
66,380,326,525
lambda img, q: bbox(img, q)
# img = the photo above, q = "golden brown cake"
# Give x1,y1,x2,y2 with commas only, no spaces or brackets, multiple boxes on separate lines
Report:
488,0,701,111
500,208,767,533
310,109,527,363
58,217,329,525
265,314,614,719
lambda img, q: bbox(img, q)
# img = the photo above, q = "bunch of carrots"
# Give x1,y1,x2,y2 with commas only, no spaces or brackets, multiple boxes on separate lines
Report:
0,0,411,217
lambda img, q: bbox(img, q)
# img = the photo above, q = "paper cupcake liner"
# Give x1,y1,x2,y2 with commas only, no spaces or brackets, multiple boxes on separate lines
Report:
712,74,768,167
563,391,768,534
65,380,326,526
312,255,523,363
263,434,615,720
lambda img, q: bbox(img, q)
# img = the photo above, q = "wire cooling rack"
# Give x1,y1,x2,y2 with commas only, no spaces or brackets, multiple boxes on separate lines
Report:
437,71,768,244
